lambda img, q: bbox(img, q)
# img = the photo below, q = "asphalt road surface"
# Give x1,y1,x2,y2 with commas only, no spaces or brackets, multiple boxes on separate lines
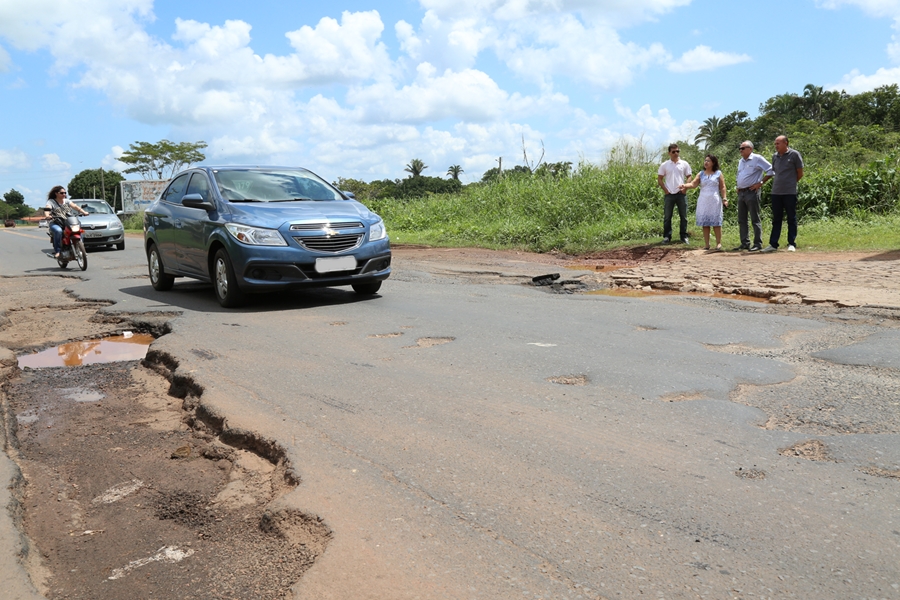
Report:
2,227,899,599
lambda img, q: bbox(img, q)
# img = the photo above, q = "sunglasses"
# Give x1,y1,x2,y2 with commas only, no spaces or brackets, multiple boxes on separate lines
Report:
670,150,680,154
739,146,750,150
58,191,68,196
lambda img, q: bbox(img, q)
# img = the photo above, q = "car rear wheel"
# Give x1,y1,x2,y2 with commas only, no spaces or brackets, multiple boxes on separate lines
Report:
148,244,174,291
214,248,247,308
352,281,382,295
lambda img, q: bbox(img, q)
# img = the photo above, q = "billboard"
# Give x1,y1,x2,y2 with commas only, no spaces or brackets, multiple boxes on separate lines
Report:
120,180,169,214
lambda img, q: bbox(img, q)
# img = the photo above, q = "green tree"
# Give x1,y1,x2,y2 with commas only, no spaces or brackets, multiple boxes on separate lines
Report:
447,165,464,180
1,189,31,220
68,169,125,206
404,158,428,178
694,116,723,149
119,139,207,180
396,175,461,198
3,189,24,205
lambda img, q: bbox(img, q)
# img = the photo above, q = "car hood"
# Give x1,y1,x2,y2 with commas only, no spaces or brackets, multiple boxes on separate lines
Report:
79,215,123,229
224,200,379,227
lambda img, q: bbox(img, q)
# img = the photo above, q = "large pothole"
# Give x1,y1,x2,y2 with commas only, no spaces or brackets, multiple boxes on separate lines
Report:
0,276,329,599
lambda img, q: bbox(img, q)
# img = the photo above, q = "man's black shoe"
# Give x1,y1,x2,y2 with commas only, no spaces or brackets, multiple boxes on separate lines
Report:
662,237,671,244
748,245,762,252
732,245,749,251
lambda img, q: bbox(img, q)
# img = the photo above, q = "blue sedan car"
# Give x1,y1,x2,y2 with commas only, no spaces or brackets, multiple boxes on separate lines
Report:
143,166,391,307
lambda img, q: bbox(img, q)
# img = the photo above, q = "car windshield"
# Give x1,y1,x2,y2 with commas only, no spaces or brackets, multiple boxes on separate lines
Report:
79,202,113,215
211,169,344,202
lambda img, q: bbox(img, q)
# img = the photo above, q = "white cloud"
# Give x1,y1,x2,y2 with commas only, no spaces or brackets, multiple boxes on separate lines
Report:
42,154,70,172
349,64,535,123
0,149,30,171
418,0,691,27
829,66,900,92
668,45,751,73
614,101,698,145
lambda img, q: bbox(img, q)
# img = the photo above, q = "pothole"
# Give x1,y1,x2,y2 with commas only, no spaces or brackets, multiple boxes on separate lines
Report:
547,374,588,386
3,347,329,599
734,468,766,480
778,439,835,462
405,336,455,348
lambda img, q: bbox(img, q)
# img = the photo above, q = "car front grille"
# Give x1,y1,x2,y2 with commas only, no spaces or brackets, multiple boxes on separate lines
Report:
296,233,363,253
84,224,108,230
290,221,363,231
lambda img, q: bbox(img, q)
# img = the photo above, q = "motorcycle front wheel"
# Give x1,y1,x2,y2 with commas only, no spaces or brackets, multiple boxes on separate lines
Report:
74,240,87,271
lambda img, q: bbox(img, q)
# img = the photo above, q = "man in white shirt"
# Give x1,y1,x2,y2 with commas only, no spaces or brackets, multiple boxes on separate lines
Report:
734,141,773,252
656,144,693,244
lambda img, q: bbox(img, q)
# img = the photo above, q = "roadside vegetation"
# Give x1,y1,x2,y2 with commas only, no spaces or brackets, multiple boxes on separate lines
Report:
356,84,900,253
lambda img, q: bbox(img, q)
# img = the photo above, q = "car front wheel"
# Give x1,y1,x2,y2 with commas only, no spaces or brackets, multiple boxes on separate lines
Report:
214,249,247,308
148,244,174,291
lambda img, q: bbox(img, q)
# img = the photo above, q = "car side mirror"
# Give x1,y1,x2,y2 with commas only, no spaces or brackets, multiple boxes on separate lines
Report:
342,190,356,199
182,193,215,211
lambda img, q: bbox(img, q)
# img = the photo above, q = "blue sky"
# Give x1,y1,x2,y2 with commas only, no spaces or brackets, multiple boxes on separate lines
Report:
1,0,899,207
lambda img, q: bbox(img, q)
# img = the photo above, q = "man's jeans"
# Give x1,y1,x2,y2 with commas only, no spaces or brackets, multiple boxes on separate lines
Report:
663,193,687,241
769,194,798,249
49,223,63,254
737,188,763,248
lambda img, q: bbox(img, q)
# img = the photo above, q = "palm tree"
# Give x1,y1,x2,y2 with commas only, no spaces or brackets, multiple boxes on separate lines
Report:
404,158,428,178
803,84,825,121
447,165,463,180
694,116,722,150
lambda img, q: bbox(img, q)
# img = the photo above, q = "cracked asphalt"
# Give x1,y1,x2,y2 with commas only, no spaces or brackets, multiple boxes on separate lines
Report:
2,231,899,599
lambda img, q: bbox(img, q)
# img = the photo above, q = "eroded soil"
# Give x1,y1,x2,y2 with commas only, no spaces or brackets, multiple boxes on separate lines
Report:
0,277,329,599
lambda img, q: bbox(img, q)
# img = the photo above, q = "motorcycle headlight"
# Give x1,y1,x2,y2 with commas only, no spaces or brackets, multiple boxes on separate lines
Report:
225,223,287,246
369,219,386,241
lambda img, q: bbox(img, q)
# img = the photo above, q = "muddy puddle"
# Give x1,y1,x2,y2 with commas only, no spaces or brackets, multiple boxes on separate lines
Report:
17,333,155,369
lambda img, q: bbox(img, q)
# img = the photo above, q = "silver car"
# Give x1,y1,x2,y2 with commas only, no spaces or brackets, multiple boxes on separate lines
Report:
72,199,126,250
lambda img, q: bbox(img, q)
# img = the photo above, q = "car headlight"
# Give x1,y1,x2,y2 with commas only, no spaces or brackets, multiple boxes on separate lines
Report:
369,219,386,241
225,223,288,246
109,221,124,231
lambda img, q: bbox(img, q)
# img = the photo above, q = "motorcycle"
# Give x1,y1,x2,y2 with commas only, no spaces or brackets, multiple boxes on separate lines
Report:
47,214,88,271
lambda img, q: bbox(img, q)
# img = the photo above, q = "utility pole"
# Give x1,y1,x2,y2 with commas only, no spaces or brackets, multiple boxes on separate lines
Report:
100,168,106,203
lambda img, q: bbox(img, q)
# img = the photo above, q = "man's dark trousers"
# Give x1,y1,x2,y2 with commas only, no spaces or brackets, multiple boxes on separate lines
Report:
737,188,763,248
769,194,798,249
663,193,687,241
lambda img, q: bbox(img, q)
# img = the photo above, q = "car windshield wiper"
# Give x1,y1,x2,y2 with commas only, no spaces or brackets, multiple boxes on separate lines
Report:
227,198,264,202
266,197,314,202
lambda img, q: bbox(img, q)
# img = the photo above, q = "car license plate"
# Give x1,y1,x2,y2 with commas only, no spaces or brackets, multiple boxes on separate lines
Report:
85,231,103,238
315,256,357,273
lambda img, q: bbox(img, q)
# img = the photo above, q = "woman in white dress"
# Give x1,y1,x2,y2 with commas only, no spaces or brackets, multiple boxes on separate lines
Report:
680,154,728,250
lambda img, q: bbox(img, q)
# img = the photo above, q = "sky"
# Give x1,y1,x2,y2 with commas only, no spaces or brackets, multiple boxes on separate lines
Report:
2,0,900,208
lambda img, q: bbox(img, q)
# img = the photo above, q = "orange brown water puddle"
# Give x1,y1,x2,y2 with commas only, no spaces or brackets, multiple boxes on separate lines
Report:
588,288,770,303
18,333,154,369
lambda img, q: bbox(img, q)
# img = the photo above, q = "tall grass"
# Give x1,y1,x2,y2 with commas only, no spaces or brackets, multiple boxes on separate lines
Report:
370,140,900,253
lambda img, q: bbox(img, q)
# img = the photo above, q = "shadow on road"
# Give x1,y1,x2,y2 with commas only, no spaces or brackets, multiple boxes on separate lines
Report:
117,282,383,314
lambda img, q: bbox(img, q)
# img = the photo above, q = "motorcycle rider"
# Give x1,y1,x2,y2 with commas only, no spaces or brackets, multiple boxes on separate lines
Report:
44,186,88,258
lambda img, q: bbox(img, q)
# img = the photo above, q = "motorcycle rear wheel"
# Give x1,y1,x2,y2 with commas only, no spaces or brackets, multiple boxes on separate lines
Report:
74,240,87,271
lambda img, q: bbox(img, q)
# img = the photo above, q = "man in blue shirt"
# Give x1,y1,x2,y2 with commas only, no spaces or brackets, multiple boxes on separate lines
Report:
761,135,804,253
734,141,773,252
